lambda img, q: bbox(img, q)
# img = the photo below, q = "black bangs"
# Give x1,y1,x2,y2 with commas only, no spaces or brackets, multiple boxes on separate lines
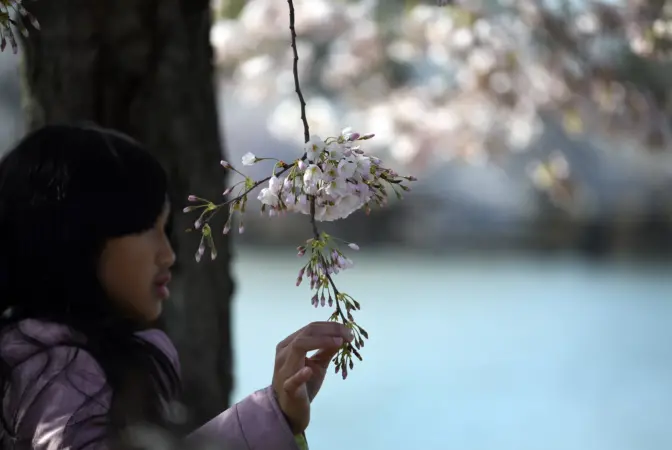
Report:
83,127,168,239
0,124,168,322
2,124,167,239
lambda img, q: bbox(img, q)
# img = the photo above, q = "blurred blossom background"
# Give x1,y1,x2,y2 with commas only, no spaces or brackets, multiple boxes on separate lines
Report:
4,0,672,448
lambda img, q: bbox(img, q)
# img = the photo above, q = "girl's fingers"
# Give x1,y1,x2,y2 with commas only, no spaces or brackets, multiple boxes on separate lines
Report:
277,322,352,351
308,346,340,369
283,366,313,396
285,335,342,369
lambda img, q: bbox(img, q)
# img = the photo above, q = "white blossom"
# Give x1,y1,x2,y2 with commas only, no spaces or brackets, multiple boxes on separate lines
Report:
242,152,257,166
303,164,322,195
326,141,345,160
258,175,282,206
338,159,357,179
305,135,325,162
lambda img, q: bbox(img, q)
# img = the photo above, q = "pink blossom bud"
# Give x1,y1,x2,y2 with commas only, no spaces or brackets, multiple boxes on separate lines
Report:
222,222,231,234
296,267,305,286
194,220,202,230
297,160,306,170
320,293,326,307
349,132,360,141
223,187,233,196
183,206,194,213
348,243,360,251
220,160,231,169
311,294,319,307
328,295,334,307
188,195,198,202
238,223,245,234
297,246,306,257
407,175,417,181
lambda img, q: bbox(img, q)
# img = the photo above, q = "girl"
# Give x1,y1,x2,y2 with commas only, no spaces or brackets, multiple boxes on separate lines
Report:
0,124,352,449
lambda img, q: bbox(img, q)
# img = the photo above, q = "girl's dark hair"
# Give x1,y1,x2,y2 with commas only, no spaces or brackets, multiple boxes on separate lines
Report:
0,124,180,444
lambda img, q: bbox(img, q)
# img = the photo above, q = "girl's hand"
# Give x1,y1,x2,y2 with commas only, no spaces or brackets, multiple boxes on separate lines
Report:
272,321,353,434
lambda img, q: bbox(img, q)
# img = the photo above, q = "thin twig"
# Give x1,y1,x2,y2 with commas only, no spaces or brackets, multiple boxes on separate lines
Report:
287,0,310,143
215,164,290,209
309,197,320,239
320,253,347,322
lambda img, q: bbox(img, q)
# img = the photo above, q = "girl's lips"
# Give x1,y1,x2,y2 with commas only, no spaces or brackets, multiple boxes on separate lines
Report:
154,273,172,300
154,273,172,286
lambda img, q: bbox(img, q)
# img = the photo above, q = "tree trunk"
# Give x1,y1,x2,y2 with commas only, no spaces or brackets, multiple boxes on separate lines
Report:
21,0,235,428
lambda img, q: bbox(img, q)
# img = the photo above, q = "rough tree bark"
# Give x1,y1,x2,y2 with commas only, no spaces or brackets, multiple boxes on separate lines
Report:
21,0,235,428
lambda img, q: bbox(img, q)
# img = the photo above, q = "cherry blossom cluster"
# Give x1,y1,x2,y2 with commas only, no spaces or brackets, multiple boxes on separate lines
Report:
253,128,415,223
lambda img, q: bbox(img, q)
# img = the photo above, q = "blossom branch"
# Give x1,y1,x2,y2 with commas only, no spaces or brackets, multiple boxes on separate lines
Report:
186,131,414,377
287,0,360,377
185,0,417,380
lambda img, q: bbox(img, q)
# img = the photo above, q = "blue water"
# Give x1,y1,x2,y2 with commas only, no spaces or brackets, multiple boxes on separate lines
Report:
230,249,672,450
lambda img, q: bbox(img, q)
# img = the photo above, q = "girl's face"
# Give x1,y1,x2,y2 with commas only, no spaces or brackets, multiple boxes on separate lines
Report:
98,203,175,322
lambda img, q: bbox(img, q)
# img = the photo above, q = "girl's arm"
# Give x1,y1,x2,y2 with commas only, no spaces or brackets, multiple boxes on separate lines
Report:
145,329,305,449
12,329,305,450
186,386,303,449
